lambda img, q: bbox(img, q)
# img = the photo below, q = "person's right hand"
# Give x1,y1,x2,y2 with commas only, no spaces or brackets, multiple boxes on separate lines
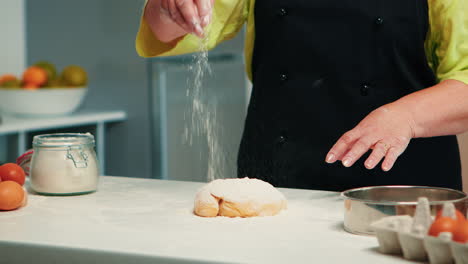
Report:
157,0,213,38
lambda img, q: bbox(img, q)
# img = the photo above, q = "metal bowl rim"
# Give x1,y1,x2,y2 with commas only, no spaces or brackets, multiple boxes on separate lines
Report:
341,185,467,205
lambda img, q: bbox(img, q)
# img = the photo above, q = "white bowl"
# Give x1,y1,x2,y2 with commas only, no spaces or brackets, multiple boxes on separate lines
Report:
0,87,87,116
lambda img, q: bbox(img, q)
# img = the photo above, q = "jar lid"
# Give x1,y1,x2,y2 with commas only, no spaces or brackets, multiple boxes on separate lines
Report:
33,133,95,148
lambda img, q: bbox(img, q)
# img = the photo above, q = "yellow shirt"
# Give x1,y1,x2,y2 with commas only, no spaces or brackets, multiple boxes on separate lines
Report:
136,0,468,84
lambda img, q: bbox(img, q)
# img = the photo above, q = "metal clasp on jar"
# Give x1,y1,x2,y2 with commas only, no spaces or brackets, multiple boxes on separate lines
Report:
66,146,89,168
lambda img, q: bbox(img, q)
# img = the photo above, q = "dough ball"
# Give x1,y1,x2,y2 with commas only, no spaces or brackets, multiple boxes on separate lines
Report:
193,178,287,217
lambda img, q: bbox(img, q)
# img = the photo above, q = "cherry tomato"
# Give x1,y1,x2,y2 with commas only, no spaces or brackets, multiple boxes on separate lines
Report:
436,209,466,221
428,217,458,237
0,163,25,186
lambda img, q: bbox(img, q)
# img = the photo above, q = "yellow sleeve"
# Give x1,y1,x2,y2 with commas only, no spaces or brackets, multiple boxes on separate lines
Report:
426,0,468,84
136,0,248,57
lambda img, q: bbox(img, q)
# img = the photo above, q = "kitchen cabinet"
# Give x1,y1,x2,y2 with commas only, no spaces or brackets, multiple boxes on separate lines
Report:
0,176,413,263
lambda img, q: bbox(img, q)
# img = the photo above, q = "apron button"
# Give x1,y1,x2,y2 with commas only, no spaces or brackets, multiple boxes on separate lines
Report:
278,8,288,17
375,17,384,26
360,84,370,96
280,74,288,82
276,135,287,145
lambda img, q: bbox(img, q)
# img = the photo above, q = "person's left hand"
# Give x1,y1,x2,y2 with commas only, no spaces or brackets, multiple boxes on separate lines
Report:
325,104,416,171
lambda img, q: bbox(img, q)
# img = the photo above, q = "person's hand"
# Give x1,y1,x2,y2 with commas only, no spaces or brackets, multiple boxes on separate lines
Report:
325,104,416,171
157,0,213,37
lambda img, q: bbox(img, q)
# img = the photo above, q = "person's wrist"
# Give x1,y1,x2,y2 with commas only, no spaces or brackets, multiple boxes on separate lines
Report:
386,101,418,139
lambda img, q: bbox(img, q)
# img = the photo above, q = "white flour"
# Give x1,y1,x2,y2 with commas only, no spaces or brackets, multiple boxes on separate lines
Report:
206,178,286,203
30,136,99,194
183,29,226,182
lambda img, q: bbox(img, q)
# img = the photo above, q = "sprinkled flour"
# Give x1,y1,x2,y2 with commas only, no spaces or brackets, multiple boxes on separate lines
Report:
183,28,227,182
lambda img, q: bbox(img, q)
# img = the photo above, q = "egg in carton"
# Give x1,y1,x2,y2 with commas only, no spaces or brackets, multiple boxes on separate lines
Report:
423,203,456,264
372,198,468,264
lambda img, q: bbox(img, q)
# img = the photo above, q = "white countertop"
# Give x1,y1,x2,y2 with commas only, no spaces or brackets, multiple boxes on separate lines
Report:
0,176,414,264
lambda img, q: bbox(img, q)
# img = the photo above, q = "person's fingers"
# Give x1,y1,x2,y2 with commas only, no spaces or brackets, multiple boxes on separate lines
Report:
167,0,193,32
195,0,211,27
364,141,389,169
326,131,360,164
341,137,374,167
160,0,170,18
381,146,402,171
209,0,215,26
381,136,409,171
175,0,204,37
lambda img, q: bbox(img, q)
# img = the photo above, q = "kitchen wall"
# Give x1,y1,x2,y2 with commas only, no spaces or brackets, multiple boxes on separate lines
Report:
0,0,26,164
0,0,26,75
25,0,246,180
26,0,152,177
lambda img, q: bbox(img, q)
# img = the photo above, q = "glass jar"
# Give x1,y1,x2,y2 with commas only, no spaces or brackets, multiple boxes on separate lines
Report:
30,133,99,195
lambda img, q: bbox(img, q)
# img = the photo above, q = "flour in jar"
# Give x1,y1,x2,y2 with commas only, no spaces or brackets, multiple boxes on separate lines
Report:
30,133,99,195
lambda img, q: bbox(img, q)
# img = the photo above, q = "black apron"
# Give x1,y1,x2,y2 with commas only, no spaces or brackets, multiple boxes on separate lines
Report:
237,0,462,192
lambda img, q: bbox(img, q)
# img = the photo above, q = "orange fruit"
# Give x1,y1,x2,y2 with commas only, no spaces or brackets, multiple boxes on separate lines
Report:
22,66,48,86
34,61,57,80
0,163,26,186
0,74,17,85
0,79,21,88
44,77,64,88
0,181,25,211
22,83,39,90
61,65,88,87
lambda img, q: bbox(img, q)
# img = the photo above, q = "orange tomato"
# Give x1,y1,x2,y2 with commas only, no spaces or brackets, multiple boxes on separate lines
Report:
428,217,459,237
436,209,466,222
453,220,468,243
0,181,25,211
0,74,17,84
22,66,47,86
0,163,26,186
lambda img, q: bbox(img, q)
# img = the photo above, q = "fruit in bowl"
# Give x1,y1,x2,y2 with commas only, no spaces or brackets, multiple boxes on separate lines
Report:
0,61,88,116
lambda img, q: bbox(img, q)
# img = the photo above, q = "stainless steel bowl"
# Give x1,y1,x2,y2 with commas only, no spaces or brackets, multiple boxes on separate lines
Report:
341,185,467,235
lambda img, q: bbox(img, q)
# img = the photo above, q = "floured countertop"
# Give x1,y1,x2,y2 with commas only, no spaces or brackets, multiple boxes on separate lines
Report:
0,176,414,264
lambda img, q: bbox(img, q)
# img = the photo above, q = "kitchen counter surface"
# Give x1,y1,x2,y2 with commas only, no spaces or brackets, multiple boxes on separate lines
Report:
0,176,413,264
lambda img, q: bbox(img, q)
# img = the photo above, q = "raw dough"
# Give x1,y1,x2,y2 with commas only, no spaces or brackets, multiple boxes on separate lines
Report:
193,178,287,217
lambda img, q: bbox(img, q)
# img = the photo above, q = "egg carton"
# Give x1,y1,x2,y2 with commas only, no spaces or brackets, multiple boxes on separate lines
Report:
371,198,468,264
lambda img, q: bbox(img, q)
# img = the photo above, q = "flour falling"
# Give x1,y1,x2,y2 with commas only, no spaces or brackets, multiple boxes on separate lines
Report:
183,30,227,182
